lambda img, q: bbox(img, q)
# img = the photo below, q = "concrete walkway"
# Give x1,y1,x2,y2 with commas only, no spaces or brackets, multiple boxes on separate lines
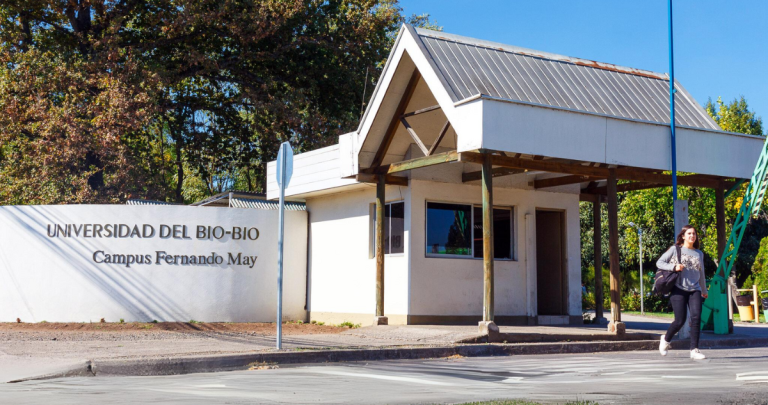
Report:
3,316,768,381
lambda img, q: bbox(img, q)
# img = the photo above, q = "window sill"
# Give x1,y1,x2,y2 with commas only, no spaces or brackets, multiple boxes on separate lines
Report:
424,255,517,262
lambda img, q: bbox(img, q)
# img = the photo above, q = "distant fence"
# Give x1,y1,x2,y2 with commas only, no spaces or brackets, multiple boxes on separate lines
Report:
0,205,307,322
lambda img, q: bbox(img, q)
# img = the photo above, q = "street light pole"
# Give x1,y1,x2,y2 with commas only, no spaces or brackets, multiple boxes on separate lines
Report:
629,222,644,314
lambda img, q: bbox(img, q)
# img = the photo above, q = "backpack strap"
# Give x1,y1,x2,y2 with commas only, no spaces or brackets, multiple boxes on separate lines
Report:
675,245,682,267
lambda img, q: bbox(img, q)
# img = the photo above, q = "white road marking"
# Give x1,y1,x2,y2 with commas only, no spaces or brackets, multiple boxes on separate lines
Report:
302,369,452,386
736,376,768,381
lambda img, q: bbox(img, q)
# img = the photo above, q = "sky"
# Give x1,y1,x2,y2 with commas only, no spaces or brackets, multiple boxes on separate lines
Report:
400,0,767,130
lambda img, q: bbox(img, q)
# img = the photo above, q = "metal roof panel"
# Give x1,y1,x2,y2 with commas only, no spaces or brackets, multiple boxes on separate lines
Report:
415,28,720,130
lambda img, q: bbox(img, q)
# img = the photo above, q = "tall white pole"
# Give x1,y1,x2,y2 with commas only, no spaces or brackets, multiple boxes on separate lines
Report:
276,150,286,350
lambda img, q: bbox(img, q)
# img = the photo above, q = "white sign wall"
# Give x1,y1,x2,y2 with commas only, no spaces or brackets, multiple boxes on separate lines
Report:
0,205,307,323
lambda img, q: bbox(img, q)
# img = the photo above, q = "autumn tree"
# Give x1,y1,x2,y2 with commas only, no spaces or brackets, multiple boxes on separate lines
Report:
0,0,437,204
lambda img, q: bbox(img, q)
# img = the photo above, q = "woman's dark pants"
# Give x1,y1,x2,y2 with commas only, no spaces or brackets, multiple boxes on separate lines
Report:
664,287,702,350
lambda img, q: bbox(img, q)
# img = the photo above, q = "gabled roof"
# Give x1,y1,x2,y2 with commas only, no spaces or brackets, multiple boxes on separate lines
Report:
414,28,719,131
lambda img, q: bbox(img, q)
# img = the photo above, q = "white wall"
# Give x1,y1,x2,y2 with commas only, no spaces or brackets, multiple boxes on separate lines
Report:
408,180,581,319
480,99,762,179
306,185,410,325
0,205,307,323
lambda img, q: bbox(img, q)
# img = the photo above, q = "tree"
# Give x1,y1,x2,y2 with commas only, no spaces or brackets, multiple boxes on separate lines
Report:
706,96,763,136
0,0,439,204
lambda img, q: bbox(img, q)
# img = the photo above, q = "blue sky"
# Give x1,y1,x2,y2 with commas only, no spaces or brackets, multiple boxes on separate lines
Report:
400,0,767,130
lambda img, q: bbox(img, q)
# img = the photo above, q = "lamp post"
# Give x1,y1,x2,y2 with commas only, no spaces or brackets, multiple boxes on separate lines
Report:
629,222,644,314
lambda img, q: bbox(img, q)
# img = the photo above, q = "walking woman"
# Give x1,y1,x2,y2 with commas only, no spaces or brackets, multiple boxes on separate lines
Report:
656,224,708,360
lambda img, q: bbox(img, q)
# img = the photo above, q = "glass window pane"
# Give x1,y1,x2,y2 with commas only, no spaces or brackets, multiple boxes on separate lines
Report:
427,202,471,256
383,204,391,255
473,207,512,259
389,202,404,254
494,208,512,259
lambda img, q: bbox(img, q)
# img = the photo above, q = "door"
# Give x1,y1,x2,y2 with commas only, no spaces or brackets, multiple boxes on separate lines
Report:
536,210,567,315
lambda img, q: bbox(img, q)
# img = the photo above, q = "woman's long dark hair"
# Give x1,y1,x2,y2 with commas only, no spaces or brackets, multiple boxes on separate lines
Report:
675,224,700,249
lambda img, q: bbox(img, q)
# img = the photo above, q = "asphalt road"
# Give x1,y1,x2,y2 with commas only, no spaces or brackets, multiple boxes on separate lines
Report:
3,347,768,405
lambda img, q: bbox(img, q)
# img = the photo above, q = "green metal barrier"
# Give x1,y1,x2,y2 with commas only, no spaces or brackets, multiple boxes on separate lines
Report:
701,136,768,334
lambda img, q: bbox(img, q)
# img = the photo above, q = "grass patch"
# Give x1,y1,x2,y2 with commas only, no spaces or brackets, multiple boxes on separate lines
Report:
139,324,154,329
337,321,361,329
626,311,767,323
733,313,766,323
454,400,598,405
624,311,674,318
189,320,202,324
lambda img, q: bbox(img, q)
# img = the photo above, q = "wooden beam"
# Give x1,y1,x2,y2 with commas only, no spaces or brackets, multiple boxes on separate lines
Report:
461,152,733,190
580,193,601,203
369,70,421,170
375,175,385,318
427,120,451,156
588,179,737,195
378,151,458,174
356,173,409,187
460,152,610,178
482,153,494,322
616,168,724,189
462,167,525,183
534,175,602,189
607,169,622,326
594,198,604,321
399,117,430,156
402,104,440,117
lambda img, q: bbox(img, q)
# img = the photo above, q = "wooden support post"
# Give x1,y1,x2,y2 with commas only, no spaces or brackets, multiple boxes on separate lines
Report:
478,153,498,337
607,169,624,334
482,153,495,322
593,198,604,322
374,175,387,325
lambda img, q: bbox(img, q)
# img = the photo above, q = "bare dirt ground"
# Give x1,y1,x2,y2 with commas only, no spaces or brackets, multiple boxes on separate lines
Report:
0,321,347,335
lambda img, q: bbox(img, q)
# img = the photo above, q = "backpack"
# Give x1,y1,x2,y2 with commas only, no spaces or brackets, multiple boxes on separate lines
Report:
652,245,681,296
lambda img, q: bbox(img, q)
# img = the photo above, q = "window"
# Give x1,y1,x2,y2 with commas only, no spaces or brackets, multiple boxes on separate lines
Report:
372,201,404,255
426,202,472,256
473,207,513,259
426,202,514,259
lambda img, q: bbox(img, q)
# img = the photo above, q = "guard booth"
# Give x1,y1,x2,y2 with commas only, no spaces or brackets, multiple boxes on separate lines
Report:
267,25,762,330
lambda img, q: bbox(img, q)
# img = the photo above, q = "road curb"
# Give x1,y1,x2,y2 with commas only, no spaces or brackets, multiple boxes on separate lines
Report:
14,337,768,380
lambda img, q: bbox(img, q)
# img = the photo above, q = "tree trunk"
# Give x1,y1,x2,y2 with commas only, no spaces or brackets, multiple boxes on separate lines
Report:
174,134,184,204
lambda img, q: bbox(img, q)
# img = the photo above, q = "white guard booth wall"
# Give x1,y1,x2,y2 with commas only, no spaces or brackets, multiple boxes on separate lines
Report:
0,205,307,323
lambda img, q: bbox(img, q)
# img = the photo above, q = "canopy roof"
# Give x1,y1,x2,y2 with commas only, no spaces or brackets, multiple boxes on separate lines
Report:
416,28,718,130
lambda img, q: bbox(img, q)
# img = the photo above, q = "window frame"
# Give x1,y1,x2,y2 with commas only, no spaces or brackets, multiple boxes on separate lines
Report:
424,200,516,261
370,200,405,258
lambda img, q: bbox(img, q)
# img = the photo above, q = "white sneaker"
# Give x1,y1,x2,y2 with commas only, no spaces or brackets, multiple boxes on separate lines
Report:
659,336,671,356
690,349,706,360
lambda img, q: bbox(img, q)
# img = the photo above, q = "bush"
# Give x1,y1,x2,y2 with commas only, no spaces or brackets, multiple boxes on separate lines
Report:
745,237,768,307
582,292,596,310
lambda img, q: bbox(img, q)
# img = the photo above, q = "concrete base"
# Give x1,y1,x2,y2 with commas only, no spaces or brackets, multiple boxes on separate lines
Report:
478,321,500,340
373,316,388,326
608,321,626,335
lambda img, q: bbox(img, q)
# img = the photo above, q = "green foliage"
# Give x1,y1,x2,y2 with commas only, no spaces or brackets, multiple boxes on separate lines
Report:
705,96,764,136
337,321,361,329
744,237,768,299
0,1,439,204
